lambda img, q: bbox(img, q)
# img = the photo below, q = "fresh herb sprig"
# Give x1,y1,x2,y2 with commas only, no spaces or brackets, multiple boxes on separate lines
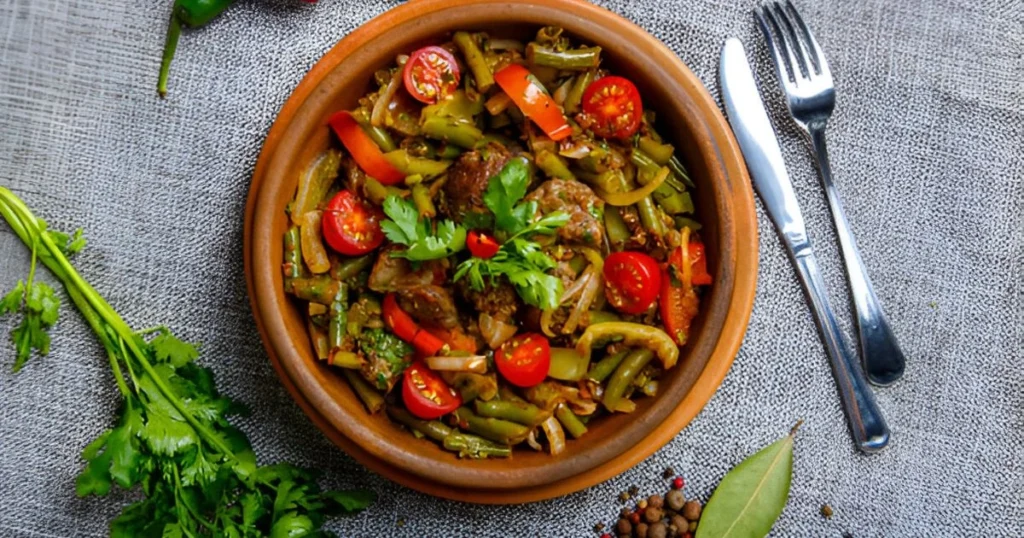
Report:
380,194,466,261
0,187,373,536
454,157,569,310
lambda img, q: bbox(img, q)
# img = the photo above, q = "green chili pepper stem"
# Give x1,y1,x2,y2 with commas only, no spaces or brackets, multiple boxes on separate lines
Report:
157,15,182,98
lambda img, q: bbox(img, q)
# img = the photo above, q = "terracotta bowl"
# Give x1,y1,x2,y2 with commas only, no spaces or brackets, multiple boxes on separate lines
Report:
245,0,758,501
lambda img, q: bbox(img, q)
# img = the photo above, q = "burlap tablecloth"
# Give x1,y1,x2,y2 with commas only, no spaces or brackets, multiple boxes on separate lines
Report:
1,0,1021,536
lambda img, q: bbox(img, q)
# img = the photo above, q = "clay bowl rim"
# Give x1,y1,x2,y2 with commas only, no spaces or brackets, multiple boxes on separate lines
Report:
247,0,758,493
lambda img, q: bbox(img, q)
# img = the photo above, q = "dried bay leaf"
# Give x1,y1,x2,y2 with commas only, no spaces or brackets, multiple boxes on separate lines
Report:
695,422,802,538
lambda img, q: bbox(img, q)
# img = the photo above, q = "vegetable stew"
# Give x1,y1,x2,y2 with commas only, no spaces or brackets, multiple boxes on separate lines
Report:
283,27,711,459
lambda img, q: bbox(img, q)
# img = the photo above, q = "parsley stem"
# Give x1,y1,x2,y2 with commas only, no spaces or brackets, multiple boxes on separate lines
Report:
65,284,132,399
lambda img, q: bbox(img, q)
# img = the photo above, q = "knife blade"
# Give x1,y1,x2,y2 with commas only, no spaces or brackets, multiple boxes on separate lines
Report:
719,38,889,453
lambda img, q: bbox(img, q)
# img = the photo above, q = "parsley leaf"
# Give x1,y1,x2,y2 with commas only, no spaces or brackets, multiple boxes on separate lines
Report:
483,156,533,234
381,195,466,261
3,279,60,372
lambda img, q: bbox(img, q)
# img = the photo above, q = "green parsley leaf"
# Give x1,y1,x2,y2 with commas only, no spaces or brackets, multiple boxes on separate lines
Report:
0,281,23,314
149,329,199,367
4,280,60,372
381,195,466,261
483,156,532,233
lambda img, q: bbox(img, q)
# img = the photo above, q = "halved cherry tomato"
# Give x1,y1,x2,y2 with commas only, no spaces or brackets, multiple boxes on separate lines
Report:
402,362,462,419
466,230,501,259
322,190,386,256
603,251,662,315
403,46,460,104
494,332,551,388
494,64,572,141
382,293,446,357
581,76,642,139
327,110,405,185
667,242,713,287
659,268,700,347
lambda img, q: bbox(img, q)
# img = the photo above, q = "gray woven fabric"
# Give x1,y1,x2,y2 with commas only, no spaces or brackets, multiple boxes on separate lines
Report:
1,0,1022,536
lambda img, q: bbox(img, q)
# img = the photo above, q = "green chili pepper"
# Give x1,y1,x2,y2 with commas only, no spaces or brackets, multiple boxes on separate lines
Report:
159,0,237,97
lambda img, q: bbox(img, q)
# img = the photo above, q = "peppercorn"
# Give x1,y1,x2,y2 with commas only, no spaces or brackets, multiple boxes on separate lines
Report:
629,512,642,525
647,521,668,538
635,522,649,538
663,466,675,479
648,494,664,509
616,518,633,536
688,521,698,533
670,514,687,535
671,477,684,490
595,522,606,532
644,507,664,524
619,491,631,503
665,489,685,511
682,500,702,521
821,504,834,519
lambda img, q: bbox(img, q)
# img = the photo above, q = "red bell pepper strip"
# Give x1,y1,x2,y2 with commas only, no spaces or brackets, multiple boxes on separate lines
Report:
382,293,446,357
494,64,572,141
327,111,405,185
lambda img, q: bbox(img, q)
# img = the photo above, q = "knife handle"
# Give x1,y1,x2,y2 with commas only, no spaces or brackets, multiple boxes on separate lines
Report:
791,247,890,452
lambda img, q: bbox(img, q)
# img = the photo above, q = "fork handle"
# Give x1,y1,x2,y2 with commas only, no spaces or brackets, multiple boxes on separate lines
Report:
809,127,907,386
792,248,890,452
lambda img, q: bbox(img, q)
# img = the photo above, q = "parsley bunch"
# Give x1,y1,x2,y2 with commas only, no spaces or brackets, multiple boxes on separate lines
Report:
380,195,466,261
453,157,569,310
0,187,373,537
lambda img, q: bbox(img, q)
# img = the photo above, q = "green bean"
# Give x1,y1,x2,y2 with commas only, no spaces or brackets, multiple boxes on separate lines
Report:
446,372,498,402
454,407,530,444
604,207,630,250
535,150,575,180
421,116,484,149
633,149,688,193
567,253,588,275
288,276,342,304
674,216,703,231
345,370,385,414
638,136,674,165
654,189,695,215
308,318,329,361
436,143,463,160
547,347,590,382
387,406,452,441
564,69,595,113
453,32,494,92
587,349,629,382
355,120,397,152
526,43,602,70
327,283,349,350
585,310,620,327
383,149,452,178
554,403,588,439
489,112,512,129
474,399,549,427
443,431,512,459
362,177,389,205
410,183,436,218
481,132,517,147
283,226,303,282
329,254,373,282
602,348,655,412
669,154,696,188
498,386,526,403
637,196,664,237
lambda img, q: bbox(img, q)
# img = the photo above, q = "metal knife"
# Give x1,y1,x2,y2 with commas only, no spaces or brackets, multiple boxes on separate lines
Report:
719,38,889,453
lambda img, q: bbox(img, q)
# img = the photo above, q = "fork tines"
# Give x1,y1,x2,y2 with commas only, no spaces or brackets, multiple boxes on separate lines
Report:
755,1,832,87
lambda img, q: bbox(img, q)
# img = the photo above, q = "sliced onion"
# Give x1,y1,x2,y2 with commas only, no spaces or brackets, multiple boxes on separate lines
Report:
479,312,518,350
425,354,487,374
539,308,557,338
299,211,330,274
679,226,693,293
487,38,525,52
540,416,566,456
558,140,591,159
371,69,402,127
563,268,602,335
526,429,543,451
553,78,573,106
595,166,670,206
612,399,637,413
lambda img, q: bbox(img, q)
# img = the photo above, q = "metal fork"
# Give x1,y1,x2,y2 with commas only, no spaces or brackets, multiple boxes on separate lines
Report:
756,1,906,386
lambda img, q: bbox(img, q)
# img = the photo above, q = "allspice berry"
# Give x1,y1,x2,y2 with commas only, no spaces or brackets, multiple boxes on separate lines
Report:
648,494,665,509
647,521,668,538
645,507,664,524
682,500,702,522
670,514,687,535
635,522,649,538
688,521,698,532
616,518,633,536
665,489,685,512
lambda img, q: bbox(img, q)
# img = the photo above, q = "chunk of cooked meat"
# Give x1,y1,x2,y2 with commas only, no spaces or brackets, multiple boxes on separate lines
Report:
395,284,460,330
439,143,511,224
458,277,519,322
524,179,604,246
367,245,444,292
